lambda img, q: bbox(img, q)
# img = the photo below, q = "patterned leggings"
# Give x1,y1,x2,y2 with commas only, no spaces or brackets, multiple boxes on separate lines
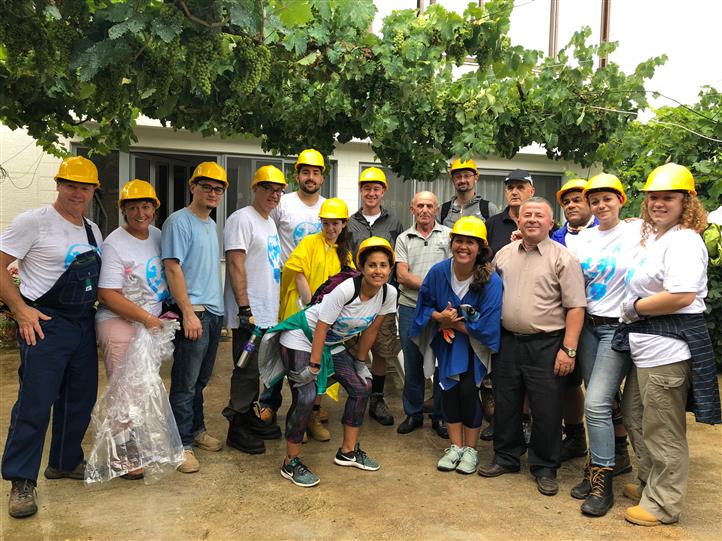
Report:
280,346,372,443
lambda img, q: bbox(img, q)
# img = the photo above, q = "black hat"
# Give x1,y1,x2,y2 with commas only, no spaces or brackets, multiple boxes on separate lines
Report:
505,169,534,185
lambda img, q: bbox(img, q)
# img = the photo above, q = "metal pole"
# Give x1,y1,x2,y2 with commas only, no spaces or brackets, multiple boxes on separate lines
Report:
599,0,611,68
549,0,560,58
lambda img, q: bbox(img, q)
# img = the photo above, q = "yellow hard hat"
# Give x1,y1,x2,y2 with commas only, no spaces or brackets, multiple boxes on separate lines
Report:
188,162,228,187
118,179,160,208
295,149,325,172
556,178,588,204
356,236,395,268
450,158,478,174
359,167,388,189
319,198,349,220
450,216,487,243
583,173,628,205
642,163,696,195
252,165,287,187
54,156,100,186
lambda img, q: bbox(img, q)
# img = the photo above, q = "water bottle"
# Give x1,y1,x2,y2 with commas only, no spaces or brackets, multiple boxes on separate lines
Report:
237,326,264,368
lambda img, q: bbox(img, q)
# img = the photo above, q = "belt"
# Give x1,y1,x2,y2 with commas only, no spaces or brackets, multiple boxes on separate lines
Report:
502,328,563,341
586,314,618,327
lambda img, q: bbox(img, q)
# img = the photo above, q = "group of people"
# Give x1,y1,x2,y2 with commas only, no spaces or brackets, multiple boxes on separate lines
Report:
0,150,718,531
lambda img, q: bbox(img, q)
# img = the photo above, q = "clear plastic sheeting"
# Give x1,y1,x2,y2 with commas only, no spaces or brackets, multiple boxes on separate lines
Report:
85,272,183,484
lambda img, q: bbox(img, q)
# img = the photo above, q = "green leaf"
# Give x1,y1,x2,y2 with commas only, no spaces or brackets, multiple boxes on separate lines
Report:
275,1,313,27
298,51,320,66
44,5,61,20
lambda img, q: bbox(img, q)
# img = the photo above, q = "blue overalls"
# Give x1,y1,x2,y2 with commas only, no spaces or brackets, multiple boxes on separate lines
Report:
2,220,101,483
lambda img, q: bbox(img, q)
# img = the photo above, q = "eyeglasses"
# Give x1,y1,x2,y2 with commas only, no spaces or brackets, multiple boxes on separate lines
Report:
196,183,226,195
258,183,285,195
452,173,476,181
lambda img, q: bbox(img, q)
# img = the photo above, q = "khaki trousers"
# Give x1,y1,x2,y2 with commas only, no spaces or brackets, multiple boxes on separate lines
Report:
623,360,691,523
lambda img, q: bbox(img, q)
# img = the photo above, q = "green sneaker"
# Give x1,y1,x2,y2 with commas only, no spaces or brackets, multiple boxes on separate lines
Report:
456,446,478,474
437,444,464,471
281,457,320,487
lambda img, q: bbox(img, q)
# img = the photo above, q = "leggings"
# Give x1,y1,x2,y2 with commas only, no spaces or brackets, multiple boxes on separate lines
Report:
441,354,483,428
280,346,372,444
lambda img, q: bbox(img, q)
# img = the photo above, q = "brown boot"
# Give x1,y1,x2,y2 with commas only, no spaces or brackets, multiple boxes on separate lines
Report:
8,480,37,518
307,410,331,441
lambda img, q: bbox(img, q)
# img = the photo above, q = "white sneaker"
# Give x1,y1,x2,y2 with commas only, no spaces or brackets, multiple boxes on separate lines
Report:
437,444,464,471
456,446,478,475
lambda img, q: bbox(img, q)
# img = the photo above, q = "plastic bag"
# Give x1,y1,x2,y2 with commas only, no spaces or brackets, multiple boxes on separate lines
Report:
85,272,183,483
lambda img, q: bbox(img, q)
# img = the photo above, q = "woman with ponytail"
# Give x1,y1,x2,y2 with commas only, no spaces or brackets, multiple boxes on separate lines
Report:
411,216,503,474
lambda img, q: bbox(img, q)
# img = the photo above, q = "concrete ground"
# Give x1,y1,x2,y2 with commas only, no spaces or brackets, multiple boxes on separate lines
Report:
0,340,721,541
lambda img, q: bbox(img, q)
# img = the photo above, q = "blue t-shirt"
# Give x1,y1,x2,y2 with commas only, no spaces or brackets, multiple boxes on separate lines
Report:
161,207,223,316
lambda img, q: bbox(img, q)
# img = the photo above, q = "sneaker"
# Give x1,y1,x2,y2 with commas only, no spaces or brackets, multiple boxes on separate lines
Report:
369,393,394,426
44,461,86,480
456,446,479,474
437,444,464,472
280,457,320,487
177,449,200,474
8,480,37,519
307,410,331,441
334,443,380,471
193,431,223,452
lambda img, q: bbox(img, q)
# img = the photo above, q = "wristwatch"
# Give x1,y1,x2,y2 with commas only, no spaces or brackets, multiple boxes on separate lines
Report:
561,345,577,358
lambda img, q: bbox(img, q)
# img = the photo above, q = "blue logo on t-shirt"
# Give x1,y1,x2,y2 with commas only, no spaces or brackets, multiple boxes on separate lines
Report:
146,256,169,301
581,247,619,301
292,221,322,246
268,234,281,283
64,244,100,269
327,315,375,342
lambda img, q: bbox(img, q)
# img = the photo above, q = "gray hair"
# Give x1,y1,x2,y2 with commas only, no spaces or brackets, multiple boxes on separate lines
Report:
520,196,554,218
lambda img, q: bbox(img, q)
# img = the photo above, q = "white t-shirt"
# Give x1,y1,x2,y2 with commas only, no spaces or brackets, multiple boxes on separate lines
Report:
96,226,168,322
271,192,325,265
224,206,282,329
571,220,643,317
627,226,708,368
0,206,102,300
280,277,397,354
450,260,472,300
363,212,381,226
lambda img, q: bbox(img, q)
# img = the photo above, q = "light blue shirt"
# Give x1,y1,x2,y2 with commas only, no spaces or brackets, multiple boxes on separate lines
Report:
161,207,223,316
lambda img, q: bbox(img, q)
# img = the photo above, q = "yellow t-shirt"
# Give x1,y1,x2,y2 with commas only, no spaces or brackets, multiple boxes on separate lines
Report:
278,232,354,320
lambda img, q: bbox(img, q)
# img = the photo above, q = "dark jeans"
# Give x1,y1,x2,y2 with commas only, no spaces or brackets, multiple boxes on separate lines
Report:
258,378,284,412
491,329,566,478
2,310,98,483
169,311,222,448
222,326,262,422
398,305,442,421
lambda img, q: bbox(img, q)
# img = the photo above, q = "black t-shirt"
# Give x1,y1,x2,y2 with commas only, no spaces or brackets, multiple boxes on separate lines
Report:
485,206,518,256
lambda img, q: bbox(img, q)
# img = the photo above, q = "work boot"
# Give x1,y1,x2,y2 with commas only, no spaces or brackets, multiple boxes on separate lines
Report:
560,424,587,461
307,410,331,441
319,405,329,423
623,481,645,502
581,465,614,516
8,480,37,518
571,458,592,499
369,393,394,426
177,449,200,474
44,461,86,480
244,410,282,440
227,413,265,454
613,440,632,476
193,431,223,452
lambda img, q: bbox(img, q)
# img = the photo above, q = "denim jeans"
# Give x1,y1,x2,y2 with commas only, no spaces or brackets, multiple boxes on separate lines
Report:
398,305,442,421
169,311,222,448
577,320,632,467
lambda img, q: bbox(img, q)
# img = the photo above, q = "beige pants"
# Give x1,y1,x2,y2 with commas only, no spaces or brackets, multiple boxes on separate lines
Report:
96,317,136,380
623,360,691,523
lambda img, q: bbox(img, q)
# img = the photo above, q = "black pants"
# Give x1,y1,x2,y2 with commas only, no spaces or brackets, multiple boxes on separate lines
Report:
222,326,261,419
491,329,566,478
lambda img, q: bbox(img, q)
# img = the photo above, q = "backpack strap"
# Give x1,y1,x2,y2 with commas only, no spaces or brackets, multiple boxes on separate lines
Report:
344,276,388,306
479,199,490,220
440,200,452,224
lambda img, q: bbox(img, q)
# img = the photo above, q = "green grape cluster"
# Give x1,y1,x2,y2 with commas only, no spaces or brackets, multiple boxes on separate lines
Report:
230,36,271,96
184,33,223,95
392,30,405,53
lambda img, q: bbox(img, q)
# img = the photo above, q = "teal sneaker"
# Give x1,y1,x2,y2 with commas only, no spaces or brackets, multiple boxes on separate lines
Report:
334,443,380,471
456,446,479,474
437,444,464,471
281,457,320,487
